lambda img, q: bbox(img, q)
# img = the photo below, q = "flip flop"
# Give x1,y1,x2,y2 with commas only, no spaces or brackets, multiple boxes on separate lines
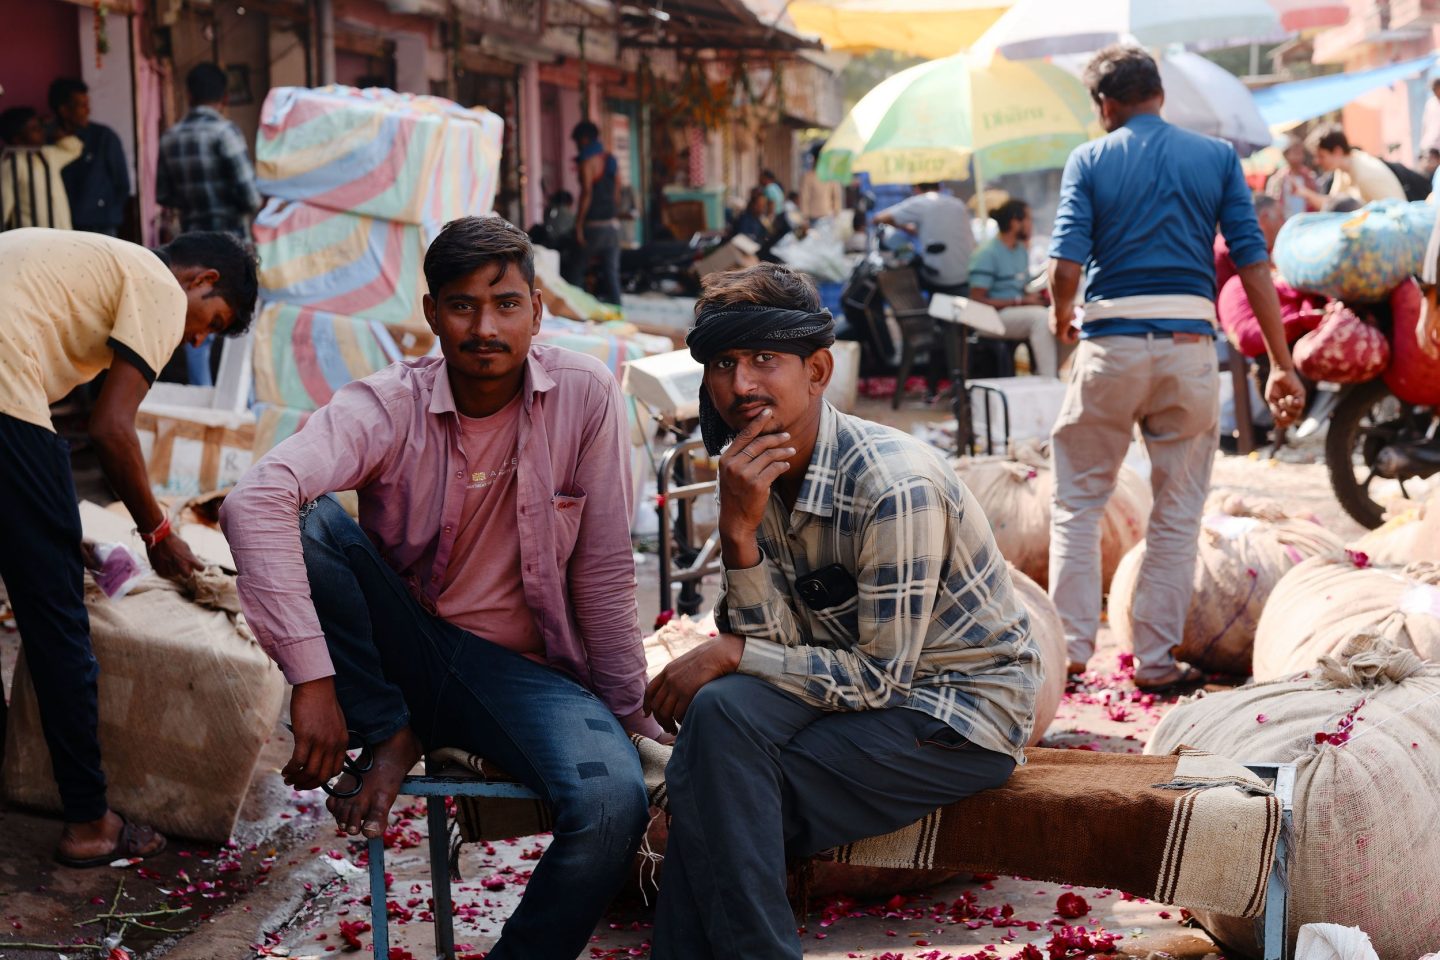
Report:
56,815,167,869
1134,663,1206,696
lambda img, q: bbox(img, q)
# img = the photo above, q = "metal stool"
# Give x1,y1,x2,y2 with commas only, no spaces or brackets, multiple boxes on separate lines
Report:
366,760,540,960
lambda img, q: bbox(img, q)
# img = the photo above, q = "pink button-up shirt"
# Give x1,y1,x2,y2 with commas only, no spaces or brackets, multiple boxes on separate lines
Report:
221,345,662,738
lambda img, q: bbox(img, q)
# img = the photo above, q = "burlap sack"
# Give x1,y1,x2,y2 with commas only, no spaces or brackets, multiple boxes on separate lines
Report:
1006,565,1066,744
1109,497,1344,675
2,573,286,842
1350,493,1440,566
1146,635,1440,959
1252,554,1440,681
952,447,1150,592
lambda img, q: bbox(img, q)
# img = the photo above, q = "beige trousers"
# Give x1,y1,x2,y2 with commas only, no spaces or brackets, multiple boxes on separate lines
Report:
995,305,1060,378
1048,334,1219,682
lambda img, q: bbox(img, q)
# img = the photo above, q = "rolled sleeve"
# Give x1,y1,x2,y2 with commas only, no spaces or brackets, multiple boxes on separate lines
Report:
1048,150,1093,265
1218,153,1268,269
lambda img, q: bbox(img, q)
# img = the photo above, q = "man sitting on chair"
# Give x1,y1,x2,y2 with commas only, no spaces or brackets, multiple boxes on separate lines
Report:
221,216,659,959
644,263,1041,959
967,198,1064,378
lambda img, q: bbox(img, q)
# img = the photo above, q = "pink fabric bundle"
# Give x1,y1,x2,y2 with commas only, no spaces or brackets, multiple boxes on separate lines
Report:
1217,273,1325,358
1293,300,1390,384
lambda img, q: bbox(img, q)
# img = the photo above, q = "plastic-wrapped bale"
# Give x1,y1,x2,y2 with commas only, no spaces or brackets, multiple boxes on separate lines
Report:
252,302,435,413
1350,493,1440,566
1273,199,1430,302
952,450,1151,592
1252,553,1440,681
1145,635,1440,959
256,85,503,225
1108,497,1344,675
1,574,286,842
1005,564,1066,743
252,198,435,327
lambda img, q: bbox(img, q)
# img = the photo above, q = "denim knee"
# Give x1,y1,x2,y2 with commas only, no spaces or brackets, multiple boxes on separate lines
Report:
552,754,650,852
298,494,361,552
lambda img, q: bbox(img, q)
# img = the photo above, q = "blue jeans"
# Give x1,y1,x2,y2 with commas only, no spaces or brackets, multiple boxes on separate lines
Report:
298,495,649,958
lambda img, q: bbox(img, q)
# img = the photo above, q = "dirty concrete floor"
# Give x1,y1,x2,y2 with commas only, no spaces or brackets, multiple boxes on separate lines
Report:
0,396,1372,959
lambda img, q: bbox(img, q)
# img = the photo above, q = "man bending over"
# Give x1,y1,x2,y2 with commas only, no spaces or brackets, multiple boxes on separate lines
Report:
0,228,257,866
644,263,1041,958
222,216,658,958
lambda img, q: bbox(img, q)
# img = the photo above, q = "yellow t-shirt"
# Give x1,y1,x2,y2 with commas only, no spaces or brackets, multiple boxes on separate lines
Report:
0,228,187,432
1331,150,1406,204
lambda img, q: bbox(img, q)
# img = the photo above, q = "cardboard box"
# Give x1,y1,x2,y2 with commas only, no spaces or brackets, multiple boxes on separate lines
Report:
135,404,257,498
695,235,761,279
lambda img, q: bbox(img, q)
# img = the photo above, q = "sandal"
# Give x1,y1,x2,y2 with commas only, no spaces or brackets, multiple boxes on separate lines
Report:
1134,663,1206,695
56,815,167,869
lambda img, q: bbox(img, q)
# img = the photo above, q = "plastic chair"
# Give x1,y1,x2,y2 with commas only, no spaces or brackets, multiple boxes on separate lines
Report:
876,267,942,408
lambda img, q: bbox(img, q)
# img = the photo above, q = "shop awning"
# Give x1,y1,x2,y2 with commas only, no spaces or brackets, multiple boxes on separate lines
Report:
783,0,1011,59
1251,54,1439,128
621,0,820,51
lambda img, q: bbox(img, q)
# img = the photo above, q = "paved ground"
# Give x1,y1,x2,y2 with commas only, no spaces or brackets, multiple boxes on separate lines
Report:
0,395,1370,959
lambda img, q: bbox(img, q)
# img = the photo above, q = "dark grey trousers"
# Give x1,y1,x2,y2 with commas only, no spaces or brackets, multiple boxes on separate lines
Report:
652,674,1017,959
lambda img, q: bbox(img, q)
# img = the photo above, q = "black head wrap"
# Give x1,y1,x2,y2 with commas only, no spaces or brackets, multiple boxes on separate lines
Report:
685,303,836,455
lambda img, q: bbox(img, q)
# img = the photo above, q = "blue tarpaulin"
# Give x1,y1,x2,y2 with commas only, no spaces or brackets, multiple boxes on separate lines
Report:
1252,55,1438,128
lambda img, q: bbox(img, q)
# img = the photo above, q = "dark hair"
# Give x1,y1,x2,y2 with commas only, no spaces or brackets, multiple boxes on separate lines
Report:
1307,124,1350,155
1083,45,1163,105
0,106,37,144
695,262,821,316
992,198,1030,232
424,215,535,297
1254,194,1279,215
186,63,229,105
760,169,778,182
1324,195,1362,213
48,77,88,115
156,232,260,336
571,120,599,144
549,189,574,207
915,182,941,192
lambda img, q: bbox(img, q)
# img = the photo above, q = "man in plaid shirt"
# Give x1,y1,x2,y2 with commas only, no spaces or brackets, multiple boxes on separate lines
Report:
645,263,1041,959
155,62,261,385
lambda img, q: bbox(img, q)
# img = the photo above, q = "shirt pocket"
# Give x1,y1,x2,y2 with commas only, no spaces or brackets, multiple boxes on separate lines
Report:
552,489,587,569
810,591,860,645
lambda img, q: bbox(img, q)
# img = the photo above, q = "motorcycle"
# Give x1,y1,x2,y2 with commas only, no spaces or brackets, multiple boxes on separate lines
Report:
1324,377,1440,530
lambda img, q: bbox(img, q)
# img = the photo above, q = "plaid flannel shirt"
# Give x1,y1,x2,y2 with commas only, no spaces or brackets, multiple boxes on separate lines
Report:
156,107,262,235
717,403,1042,762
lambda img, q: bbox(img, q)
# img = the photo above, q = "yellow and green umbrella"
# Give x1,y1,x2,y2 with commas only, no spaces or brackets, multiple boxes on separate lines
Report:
818,53,1100,185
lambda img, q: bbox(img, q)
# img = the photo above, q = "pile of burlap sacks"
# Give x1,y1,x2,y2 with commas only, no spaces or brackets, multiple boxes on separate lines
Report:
938,442,1440,956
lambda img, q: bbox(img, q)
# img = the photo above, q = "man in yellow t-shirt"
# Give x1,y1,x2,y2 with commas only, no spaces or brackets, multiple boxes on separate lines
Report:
1304,124,1406,205
0,228,257,867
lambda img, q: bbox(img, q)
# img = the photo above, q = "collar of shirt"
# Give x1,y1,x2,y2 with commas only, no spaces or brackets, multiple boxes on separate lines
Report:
1122,113,1166,133
426,349,558,419
187,105,225,123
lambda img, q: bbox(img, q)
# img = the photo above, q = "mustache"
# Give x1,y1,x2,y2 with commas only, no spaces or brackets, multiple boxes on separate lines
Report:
729,394,777,415
460,338,511,353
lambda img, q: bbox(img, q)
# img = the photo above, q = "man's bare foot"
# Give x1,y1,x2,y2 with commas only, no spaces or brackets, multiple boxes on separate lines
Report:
57,810,166,866
325,726,423,839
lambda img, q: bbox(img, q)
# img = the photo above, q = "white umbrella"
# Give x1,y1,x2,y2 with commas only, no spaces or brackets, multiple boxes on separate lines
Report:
974,0,1281,61
1158,51,1272,154
1051,49,1271,153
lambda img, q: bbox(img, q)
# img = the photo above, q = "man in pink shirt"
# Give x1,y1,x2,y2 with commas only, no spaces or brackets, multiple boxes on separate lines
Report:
220,216,658,958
